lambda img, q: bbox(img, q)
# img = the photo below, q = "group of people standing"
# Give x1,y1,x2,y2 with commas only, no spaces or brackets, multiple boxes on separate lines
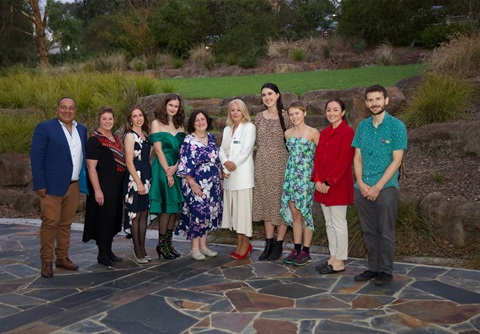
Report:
31,83,407,287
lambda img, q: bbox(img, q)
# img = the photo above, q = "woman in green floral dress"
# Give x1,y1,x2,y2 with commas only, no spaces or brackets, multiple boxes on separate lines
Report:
280,101,319,266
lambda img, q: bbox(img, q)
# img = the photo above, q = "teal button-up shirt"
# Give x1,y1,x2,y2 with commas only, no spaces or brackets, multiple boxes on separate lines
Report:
352,112,407,189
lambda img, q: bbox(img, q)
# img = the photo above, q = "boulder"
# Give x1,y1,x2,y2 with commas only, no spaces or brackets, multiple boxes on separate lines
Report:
419,192,480,246
0,153,31,187
408,121,480,158
273,64,303,74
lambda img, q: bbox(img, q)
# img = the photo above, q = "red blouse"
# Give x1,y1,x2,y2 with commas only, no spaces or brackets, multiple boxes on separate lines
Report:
312,120,355,206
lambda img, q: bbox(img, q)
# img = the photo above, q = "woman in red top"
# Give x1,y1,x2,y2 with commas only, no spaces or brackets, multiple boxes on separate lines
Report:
312,99,355,274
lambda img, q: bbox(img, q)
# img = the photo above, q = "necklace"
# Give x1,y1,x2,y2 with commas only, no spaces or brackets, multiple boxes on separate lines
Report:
195,132,208,143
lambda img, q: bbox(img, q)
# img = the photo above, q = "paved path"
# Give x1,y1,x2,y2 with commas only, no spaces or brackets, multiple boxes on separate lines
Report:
0,219,479,334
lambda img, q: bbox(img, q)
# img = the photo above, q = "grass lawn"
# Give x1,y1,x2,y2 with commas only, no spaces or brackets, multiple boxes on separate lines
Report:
168,64,426,98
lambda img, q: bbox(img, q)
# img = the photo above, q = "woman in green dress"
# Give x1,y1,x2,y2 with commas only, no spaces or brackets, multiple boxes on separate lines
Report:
149,94,186,259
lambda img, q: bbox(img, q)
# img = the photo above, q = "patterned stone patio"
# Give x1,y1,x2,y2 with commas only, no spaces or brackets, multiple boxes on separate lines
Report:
0,219,479,333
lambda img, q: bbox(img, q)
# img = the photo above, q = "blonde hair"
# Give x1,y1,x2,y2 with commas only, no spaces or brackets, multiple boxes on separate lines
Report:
226,99,251,127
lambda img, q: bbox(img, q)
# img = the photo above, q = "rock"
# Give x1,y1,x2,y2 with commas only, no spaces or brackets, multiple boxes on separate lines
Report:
408,121,480,158
14,191,40,214
273,64,303,74
0,187,23,205
0,153,31,186
419,192,480,246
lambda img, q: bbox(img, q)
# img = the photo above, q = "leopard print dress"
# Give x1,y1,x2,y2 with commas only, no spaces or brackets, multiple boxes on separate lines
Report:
252,111,292,225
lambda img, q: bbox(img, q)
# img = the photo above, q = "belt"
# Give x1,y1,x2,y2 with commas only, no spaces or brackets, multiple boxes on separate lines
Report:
70,180,78,184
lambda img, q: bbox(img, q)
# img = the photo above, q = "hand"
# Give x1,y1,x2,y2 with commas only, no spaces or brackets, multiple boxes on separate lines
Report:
314,182,330,194
365,185,380,201
189,182,203,197
167,175,174,187
224,161,236,172
224,173,230,179
165,166,174,177
35,188,46,197
137,183,147,195
358,182,370,197
95,190,104,206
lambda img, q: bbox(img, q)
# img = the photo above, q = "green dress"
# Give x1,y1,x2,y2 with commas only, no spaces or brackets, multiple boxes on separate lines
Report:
149,132,186,214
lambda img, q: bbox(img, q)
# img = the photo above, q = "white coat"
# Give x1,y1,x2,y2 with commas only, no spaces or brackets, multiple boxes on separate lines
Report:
219,122,255,191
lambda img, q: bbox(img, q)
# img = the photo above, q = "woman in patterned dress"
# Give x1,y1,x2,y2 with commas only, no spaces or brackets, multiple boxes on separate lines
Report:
149,94,186,260
280,101,319,266
83,107,126,266
176,110,222,261
123,105,152,264
253,83,293,261
313,99,355,274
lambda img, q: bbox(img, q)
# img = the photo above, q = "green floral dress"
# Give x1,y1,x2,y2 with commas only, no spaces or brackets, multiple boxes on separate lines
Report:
280,137,316,231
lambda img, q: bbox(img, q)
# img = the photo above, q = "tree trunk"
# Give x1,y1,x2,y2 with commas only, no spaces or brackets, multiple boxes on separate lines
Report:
28,0,49,68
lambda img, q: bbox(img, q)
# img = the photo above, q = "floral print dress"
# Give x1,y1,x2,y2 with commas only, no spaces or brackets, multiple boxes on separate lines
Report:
280,137,316,231
123,131,151,237
176,133,222,240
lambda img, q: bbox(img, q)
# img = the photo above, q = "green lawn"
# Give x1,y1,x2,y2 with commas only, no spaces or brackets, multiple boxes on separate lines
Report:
168,64,426,98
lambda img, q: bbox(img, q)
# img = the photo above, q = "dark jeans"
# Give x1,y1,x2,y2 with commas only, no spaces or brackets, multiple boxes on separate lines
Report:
354,187,398,275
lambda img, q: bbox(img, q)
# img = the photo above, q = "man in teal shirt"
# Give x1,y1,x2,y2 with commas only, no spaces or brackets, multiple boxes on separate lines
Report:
352,85,407,285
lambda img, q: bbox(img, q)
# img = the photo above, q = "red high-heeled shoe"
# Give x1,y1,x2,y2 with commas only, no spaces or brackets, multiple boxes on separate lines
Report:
232,243,252,260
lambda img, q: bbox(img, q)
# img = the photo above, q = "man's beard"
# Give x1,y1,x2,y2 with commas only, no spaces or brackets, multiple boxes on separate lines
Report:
369,105,386,116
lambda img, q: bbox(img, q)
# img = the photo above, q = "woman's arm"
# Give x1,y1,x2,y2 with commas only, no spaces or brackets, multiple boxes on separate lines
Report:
151,120,174,186
86,159,103,205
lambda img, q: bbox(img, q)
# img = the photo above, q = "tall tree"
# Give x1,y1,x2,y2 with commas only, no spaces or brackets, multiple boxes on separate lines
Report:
0,0,37,67
21,0,50,67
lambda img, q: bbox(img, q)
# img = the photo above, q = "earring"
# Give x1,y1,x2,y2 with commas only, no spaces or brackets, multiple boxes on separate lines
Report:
130,121,133,126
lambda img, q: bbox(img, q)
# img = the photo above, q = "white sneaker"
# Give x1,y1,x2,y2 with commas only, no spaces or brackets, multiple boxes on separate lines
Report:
190,249,206,261
200,247,218,257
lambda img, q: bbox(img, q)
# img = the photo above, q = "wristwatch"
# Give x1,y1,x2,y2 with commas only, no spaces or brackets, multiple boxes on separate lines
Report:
324,181,330,186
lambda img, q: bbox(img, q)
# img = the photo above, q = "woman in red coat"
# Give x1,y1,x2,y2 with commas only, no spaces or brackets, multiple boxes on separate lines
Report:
312,99,355,274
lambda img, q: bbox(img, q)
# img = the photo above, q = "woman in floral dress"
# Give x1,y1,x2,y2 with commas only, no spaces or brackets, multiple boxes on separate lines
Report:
123,105,152,264
280,101,319,266
176,110,222,261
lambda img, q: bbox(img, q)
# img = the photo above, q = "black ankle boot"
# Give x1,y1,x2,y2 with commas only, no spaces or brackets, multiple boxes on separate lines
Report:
259,238,274,261
97,246,114,266
268,240,284,261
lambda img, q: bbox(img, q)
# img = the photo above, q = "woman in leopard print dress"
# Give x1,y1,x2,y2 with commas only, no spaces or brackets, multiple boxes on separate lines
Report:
253,83,293,261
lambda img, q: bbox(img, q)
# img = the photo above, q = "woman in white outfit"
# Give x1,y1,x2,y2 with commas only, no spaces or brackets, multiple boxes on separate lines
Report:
220,99,256,260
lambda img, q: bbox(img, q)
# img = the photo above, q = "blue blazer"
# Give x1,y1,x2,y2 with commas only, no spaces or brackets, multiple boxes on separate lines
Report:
30,118,88,197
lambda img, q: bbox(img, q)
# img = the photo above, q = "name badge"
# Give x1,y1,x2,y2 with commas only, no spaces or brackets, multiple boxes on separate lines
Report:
233,140,241,144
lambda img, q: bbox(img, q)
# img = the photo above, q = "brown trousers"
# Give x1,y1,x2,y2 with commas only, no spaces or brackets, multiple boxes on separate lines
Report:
39,182,80,261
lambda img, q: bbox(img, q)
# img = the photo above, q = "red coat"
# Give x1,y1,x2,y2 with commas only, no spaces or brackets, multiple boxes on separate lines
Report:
312,120,355,206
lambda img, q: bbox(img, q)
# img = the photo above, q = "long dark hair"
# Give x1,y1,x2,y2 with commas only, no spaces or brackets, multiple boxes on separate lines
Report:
154,93,185,129
125,105,149,135
261,83,286,134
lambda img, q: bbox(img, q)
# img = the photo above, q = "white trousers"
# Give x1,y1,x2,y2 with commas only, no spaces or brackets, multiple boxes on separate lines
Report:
321,204,348,260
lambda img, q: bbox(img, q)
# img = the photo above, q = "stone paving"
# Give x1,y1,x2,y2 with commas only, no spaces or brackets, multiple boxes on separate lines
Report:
0,219,479,334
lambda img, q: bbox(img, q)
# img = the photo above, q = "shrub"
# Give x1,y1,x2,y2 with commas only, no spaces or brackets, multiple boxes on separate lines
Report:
267,38,293,58
225,54,238,66
189,44,215,70
92,53,127,72
145,53,166,69
401,73,475,127
429,170,445,183
376,42,398,66
172,58,184,69
352,38,368,54
238,52,258,69
428,33,480,79
0,111,42,153
158,80,178,93
129,57,147,71
420,24,467,49
290,48,308,61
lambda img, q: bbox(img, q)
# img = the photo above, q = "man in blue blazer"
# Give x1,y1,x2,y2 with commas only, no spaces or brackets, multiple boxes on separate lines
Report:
30,97,87,278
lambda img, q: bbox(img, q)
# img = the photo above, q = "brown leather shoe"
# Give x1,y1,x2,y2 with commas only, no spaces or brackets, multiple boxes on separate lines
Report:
41,261,53,278
55,257,79,271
